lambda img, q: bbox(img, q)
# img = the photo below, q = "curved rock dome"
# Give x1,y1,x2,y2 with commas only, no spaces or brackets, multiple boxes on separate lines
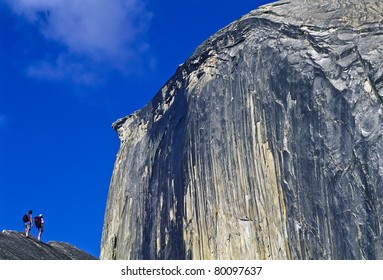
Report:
101,0,383,260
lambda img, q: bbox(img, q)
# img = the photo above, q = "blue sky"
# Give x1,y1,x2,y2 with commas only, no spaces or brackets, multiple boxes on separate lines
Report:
0,0,273,258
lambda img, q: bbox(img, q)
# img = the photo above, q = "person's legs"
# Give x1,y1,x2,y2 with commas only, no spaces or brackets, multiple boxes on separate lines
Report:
38,228,43,241
25,223,30,237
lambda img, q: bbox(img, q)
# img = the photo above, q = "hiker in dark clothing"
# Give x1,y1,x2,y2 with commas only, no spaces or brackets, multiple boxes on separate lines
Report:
35,214,44,241
23,210,33,238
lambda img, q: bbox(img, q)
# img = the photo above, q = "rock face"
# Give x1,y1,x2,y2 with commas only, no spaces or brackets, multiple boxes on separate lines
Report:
101,0,383,260
0,230,97,260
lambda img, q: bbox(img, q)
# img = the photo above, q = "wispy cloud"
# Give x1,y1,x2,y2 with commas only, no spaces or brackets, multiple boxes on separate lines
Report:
6,0,152,83
26,53,100,85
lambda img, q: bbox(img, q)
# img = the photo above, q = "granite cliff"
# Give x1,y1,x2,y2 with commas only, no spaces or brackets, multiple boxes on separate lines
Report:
101,0,383,260
0,230,97,260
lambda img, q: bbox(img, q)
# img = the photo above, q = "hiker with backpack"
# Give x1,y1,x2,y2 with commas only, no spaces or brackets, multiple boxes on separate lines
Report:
22,210,33,238
34,214,44,241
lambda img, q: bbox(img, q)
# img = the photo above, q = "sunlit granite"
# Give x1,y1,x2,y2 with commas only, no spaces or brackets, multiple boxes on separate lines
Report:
101,0,383,260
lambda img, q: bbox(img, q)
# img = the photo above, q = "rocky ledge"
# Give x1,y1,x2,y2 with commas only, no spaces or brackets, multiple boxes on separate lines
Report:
0,230,97,260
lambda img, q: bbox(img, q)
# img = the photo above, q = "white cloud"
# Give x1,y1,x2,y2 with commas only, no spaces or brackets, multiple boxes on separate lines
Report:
6,0,152,83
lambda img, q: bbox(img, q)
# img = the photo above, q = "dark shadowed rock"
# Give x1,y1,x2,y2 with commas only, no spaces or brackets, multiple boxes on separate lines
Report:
0,230,97,260
101,0,383,260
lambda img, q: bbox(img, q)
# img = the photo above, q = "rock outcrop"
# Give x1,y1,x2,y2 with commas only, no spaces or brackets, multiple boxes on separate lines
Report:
0,230,97,260
101,0,383,260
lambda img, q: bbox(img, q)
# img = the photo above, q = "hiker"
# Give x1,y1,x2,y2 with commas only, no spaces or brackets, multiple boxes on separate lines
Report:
22,210,33,238
34,214,44,241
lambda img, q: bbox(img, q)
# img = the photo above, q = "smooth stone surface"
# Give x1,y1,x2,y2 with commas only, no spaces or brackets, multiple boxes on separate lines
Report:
0,230,97,260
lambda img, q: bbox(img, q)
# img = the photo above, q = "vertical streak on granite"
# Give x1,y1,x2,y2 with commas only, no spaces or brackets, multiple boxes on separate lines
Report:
181,47,289,259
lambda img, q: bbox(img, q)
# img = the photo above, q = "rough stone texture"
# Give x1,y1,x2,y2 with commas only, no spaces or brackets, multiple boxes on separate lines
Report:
0,230,97,260
101,0,383,260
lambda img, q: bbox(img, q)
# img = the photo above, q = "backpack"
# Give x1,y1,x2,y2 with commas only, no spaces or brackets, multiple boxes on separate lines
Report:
22,214,29,223
34,216,42,229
